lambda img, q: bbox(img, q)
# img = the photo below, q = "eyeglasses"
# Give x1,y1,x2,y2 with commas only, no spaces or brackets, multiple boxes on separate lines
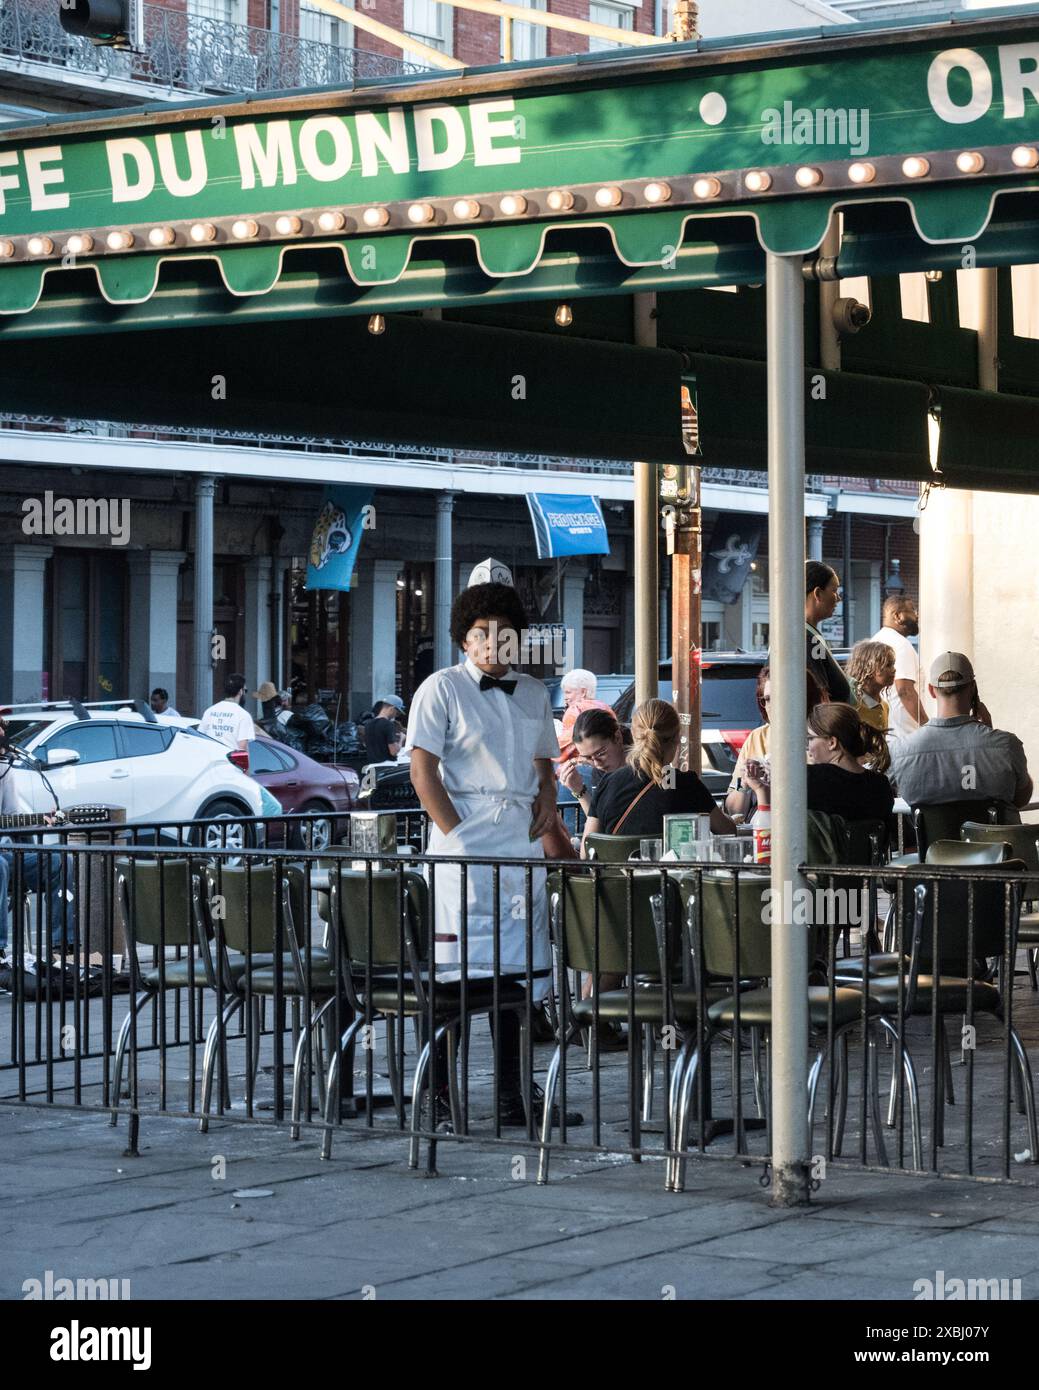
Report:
581,744,614,763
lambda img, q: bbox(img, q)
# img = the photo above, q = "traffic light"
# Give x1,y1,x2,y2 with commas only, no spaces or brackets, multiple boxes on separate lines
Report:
59,0,139,48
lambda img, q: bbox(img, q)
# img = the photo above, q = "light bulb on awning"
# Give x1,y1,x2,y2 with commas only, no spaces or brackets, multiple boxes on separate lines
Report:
795,166,823,188
275,215,302,236
0,240,14,259
148,226,175,247
847,162,876,184
106,230,134,251
408,203,435,224
692,177,720,200
362,206,389,228
744,170,772,193
594,185,622,208
190,222,217,243
1012,145,1039,169
499,194,527,216
452,199,480,221
554,303,573,328
644,182,672,204
902,156,930,179
956,151,985,175
65,233,94,255
547,189,574,212
232,219,260,240
317,210,345,232
27,236,53,256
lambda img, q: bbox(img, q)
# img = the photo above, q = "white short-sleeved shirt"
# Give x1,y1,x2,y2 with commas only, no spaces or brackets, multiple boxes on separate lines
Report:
198,699,255,749
404,658,558,801
872,626,922,739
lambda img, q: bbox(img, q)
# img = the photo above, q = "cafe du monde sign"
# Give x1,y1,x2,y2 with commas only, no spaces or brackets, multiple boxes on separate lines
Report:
1,28,1038,257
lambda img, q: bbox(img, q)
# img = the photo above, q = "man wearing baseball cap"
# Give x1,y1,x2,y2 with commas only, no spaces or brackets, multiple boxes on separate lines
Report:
888,652,1032,811
363,695,406,764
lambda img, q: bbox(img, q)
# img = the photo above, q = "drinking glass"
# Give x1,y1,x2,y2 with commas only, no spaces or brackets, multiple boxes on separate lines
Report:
640,838,663,863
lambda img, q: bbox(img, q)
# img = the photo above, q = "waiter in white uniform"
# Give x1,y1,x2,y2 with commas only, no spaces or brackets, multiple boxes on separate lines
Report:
405,564,574,1127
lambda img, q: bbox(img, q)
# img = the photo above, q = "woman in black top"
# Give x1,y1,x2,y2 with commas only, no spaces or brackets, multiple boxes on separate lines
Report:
744,701,894,823
805,560,852,705
583,698,735,853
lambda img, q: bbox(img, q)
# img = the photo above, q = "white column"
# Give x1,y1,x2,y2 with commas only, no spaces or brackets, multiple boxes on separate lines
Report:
193,475,217,718
127,550,185,701
0,544,52,702
434,492,455,673
807,517,824,563
561,563,586,670
350,559,399,714
243,556,273,717
766,251,810,1208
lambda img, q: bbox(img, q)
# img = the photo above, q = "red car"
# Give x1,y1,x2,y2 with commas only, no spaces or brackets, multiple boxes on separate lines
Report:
247,734,358,850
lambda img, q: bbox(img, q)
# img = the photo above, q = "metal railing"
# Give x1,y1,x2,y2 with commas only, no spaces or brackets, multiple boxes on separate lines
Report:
0,0,424,100
2,809,1038,1195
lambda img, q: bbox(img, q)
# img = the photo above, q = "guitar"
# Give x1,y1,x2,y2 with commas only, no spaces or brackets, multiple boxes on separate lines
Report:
0,804,114,833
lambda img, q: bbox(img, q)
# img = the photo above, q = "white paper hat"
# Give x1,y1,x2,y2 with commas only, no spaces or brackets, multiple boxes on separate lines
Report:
467,557,514,588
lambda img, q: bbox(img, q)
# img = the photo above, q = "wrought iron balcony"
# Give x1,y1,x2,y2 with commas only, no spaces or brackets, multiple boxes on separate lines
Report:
1,0,425,101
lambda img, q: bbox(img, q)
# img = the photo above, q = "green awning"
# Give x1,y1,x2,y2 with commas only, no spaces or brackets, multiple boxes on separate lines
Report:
935,383,1039,492
3,10,1039,332
689,354,932,481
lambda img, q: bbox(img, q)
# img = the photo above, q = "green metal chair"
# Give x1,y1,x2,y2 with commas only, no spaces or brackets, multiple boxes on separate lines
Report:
326,866,533,1168
960,822,1039,990
583,833,646,863
537,866,693,1185
668,870,891,1192
198,862,334,1134
845,840,1037,1161
110,857,218,1125
913,799,1013,860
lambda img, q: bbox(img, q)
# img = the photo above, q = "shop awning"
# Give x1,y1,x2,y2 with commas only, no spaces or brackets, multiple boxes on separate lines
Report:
3,10,1039,332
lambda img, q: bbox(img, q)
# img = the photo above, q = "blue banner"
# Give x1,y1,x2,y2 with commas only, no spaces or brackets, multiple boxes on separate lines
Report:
526,493,610,560
305,487,372,592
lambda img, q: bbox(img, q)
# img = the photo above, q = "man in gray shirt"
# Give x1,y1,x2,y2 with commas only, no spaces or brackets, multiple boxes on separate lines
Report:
889,652,1032,811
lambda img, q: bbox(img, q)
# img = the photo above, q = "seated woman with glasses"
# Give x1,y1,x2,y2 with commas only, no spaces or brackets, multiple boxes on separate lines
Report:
724,665,824,820
558,708,629,821
581,698,735,855
742,701,894,824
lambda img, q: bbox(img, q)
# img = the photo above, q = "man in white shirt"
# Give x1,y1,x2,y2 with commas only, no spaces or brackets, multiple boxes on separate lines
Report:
873,595,927,739
198,674,254,755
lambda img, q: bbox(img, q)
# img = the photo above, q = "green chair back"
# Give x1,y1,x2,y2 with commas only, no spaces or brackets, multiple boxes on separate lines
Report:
549,870,678,977
682,873,779,981
961,822,1039,900
205,864,306,954
843,818,889,867
901,840,1023,969
584,833,645,864
116,859,193,948
331,868,428,970
914,799,1017,859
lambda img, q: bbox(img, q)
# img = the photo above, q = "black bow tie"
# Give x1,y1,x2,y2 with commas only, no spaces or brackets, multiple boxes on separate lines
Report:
479,674,517,695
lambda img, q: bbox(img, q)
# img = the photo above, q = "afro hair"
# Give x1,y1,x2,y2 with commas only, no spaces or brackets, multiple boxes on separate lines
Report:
449,582,530,652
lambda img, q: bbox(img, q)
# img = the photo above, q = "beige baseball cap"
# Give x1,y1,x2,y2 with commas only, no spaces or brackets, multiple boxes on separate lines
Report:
929,651,974,691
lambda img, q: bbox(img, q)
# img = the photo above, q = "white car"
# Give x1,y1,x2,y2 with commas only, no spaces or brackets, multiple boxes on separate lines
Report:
1,699,264,849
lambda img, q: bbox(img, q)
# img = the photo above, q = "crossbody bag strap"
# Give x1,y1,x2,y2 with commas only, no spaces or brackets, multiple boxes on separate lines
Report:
610,778,657,836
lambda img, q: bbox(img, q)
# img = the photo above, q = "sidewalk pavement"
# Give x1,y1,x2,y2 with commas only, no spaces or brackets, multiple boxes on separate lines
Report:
4,1102,1039,1301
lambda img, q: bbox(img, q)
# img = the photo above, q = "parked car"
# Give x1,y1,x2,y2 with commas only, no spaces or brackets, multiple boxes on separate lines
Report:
247,734,358,850
1,699,265,849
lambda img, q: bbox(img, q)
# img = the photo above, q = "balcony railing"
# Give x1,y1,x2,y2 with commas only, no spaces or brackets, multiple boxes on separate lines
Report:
1,0,425,99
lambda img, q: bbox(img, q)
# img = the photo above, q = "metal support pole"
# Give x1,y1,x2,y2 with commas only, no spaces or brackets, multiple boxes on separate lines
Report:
765,251,810,1208
633,293,659,707
193,475,216,719
434,491,455,673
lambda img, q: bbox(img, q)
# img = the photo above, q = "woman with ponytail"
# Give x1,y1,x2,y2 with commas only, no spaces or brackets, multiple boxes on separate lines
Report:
582,698,735,850
743,701,894,824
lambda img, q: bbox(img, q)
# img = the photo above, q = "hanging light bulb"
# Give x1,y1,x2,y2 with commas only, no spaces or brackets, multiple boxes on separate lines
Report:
368,314,386,335
554,303,573,328
924,269,943,283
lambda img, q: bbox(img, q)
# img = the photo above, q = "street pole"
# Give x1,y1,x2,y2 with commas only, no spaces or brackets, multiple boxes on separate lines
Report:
766,251,810,1208
193,475,216,719
666,466,702,773
633,293,659,707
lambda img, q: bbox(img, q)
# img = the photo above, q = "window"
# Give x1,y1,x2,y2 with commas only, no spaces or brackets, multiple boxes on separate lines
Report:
187,0,246,23
51,552,127,702
588,1,634,52
404,0,452,53
248,740,295,774
300,0,352,47
899,273,930,324
120,726,174,758
1011,265,1039,339
45,724,119,767
506,0,546,61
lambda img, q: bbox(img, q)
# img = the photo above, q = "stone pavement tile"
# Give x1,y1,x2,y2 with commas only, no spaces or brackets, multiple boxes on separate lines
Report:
733,1271,916,1300
502,1250,783,1300
95,1252,418,1302
814,1227,1039,1281
347,1255,601,1301
667,1216,938,1270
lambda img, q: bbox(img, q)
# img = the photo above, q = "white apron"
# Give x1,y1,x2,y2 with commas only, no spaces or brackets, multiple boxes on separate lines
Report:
426,793,551,1001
